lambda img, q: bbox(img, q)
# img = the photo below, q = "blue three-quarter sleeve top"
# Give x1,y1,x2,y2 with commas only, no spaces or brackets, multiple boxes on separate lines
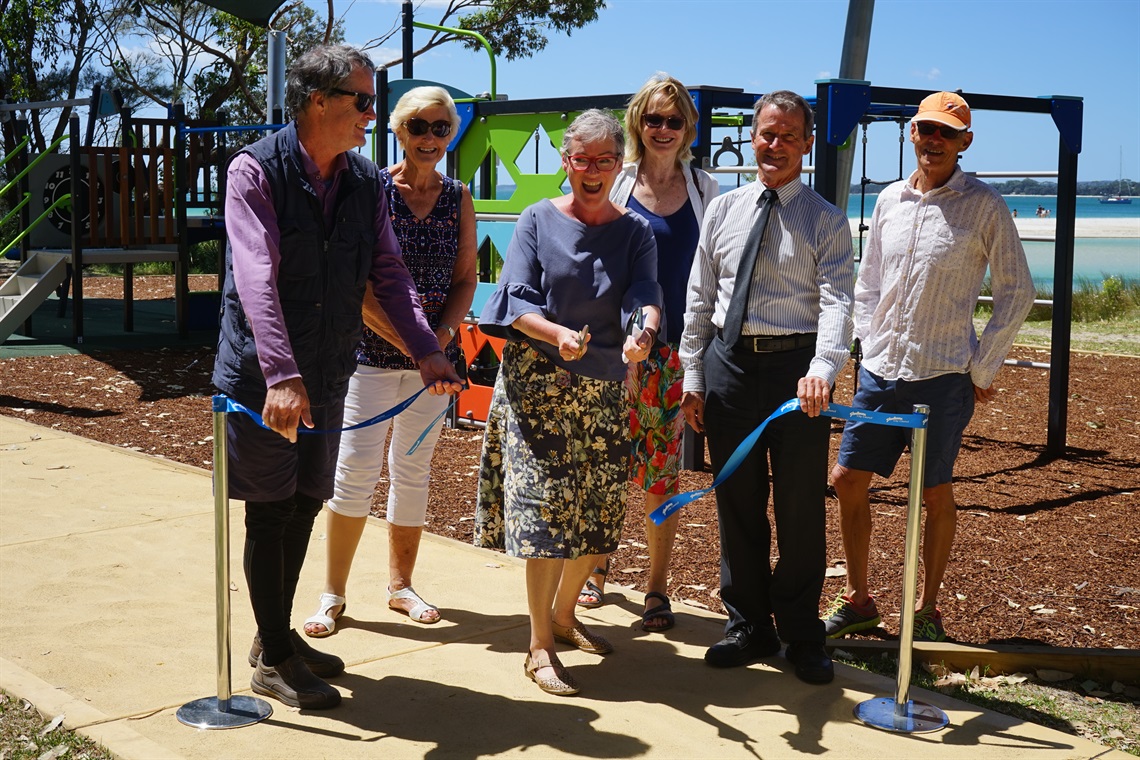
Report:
479,199,662,382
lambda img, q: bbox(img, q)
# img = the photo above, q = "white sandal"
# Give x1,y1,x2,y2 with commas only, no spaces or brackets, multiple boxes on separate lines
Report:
303,592,346,638
388,586,441,624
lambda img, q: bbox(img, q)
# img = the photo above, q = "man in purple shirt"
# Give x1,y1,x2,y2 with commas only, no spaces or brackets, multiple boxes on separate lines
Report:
213,44,460,710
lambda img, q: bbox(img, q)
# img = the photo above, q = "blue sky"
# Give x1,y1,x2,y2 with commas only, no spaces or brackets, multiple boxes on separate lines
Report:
318,0,1140,184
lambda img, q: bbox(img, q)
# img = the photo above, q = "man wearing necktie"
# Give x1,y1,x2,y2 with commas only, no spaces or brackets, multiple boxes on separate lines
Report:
679,90,853,684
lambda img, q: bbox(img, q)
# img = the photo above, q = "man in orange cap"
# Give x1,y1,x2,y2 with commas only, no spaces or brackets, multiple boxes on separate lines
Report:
824,91,1034,642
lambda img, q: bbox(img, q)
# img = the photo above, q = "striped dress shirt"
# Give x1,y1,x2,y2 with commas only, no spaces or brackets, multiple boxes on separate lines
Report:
680,179,854,393
856,167,1034,388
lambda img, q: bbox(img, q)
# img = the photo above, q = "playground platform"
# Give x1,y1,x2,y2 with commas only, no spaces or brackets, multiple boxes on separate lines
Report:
0,285,217,358
0,414,1128,759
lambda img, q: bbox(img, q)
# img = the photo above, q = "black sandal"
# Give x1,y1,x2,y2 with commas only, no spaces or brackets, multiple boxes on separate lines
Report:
642,591,675,632
576,562,608,609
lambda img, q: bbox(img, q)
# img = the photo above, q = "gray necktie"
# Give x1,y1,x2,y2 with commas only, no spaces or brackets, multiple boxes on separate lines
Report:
722,188,778,344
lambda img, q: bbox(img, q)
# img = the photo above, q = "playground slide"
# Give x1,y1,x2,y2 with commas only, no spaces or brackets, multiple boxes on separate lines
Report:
0,252,69,344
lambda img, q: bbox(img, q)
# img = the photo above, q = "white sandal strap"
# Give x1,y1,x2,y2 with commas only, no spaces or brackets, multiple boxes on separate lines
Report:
305,592,346,633
388,586,439,623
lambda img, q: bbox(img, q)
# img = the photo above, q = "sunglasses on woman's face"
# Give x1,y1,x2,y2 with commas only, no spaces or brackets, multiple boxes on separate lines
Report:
915,121,966,140
643,113,685,131
404,118,453,138
329,88,376,113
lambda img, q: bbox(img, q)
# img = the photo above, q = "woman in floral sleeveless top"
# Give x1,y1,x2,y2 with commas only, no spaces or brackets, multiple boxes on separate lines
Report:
305,87,476,636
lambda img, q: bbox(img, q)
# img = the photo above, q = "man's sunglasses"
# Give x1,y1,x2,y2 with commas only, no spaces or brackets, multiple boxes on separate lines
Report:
329,87,376,113
404,118,453,138
915,121,967,140
643,113,685,131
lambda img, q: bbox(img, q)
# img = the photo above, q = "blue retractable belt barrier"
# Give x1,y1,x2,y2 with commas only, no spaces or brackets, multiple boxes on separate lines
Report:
217,387,430,435
648,398,927,525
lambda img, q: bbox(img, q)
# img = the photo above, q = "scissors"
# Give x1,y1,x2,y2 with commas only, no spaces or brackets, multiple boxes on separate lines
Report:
575,324,590,360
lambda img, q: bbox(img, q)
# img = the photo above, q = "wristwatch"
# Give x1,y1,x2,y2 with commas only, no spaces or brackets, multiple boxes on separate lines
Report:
442,324,456,339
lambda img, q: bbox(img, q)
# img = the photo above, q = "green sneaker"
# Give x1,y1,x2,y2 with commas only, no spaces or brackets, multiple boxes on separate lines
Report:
823,593,882,638
913,605,946,642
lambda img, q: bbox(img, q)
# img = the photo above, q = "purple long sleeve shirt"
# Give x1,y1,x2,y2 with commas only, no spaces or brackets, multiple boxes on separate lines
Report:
225,146,438,389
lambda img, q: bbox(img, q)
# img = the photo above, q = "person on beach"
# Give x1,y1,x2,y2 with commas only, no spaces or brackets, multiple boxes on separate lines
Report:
213,45,461,710
680,90,853,685
302,86,477,638
575,73,718,633
824,91,1034,643
475,109,662,696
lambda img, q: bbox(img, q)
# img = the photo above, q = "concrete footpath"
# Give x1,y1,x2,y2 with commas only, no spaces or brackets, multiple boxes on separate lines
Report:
0,415,1127,759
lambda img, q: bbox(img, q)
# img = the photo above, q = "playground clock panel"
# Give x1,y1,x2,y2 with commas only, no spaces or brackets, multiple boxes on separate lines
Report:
42,164,106,236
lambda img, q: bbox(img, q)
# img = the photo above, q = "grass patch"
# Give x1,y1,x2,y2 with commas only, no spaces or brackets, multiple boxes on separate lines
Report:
88,239,223,277
976,276,1140,356
0,689,114,759
838,652,1140,755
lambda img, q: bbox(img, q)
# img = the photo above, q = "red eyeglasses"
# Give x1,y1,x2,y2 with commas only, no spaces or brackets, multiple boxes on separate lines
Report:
565,154,619,172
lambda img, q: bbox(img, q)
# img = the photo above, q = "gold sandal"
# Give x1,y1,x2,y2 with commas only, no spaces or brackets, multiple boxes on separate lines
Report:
524,651,579,696
551,619,613,655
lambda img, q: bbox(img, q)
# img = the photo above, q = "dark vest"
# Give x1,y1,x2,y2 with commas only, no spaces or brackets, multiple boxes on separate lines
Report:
213,122,379,408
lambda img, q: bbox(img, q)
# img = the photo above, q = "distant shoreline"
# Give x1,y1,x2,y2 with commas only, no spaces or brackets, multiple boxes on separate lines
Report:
847,216,1140,239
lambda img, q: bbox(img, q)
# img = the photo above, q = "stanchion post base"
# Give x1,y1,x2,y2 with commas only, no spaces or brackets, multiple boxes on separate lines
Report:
854,697,948,733
177,695,272,729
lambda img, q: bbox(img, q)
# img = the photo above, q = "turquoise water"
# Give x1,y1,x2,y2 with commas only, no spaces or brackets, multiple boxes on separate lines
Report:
846,194,1139,287
491,184,1138,286
844,193,1140,222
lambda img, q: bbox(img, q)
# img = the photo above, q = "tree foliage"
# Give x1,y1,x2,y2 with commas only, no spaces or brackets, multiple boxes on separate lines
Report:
0,0,113,151
1,0,605,160
359,0,607,67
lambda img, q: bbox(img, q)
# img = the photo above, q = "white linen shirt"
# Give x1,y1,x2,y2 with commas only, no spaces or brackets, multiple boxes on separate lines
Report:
680,178,854,393
856,166,1034,388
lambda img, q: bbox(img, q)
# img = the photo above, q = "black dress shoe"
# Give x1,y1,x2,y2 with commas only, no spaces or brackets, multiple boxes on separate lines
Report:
249,630,345,678
251,653,341,709
785,640,835,684
704,626,782,668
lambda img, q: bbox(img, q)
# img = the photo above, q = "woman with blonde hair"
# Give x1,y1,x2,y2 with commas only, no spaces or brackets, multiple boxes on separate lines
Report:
577,74,718,633
305,86,476,636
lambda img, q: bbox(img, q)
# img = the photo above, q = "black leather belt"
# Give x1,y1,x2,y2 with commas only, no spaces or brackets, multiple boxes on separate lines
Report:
720,331,817,352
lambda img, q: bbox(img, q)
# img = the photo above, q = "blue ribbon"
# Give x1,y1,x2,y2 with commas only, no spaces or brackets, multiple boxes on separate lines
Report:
406,395,459,456
648,399,927,525
216,387,430,435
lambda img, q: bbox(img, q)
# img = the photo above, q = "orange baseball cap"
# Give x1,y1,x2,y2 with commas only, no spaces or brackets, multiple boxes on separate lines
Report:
913,92,971,130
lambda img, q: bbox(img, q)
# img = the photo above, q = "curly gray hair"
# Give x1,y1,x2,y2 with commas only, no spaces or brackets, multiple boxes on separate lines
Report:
561,109,624,157
285,44,375,118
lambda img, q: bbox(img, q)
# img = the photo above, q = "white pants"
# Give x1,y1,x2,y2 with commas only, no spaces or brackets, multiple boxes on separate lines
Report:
328,365,448,525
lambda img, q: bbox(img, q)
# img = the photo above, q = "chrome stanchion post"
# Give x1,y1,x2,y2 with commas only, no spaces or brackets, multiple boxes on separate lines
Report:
177,396,272,729
855,404,948,733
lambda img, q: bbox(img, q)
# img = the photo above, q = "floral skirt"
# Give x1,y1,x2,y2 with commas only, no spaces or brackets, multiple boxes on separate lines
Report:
626,341,685,496
474,341,630,559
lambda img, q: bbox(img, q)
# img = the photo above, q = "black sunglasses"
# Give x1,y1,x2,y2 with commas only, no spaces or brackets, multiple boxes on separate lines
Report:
404,118,453,138
916,121,966,140
643,113,685,131
329,87,376,113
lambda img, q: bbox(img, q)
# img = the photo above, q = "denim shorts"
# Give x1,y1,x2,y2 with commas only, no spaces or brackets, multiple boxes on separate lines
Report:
837,367,975,487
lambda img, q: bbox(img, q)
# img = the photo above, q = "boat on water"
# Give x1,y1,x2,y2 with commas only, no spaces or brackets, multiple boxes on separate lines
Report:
1100,147,1132,204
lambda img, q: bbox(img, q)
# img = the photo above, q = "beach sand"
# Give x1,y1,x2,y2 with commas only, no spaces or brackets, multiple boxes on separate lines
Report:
848,216,1140,239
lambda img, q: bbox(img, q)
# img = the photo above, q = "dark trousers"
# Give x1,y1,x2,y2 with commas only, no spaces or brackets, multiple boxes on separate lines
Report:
244,492,324,665
703,338,828,644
